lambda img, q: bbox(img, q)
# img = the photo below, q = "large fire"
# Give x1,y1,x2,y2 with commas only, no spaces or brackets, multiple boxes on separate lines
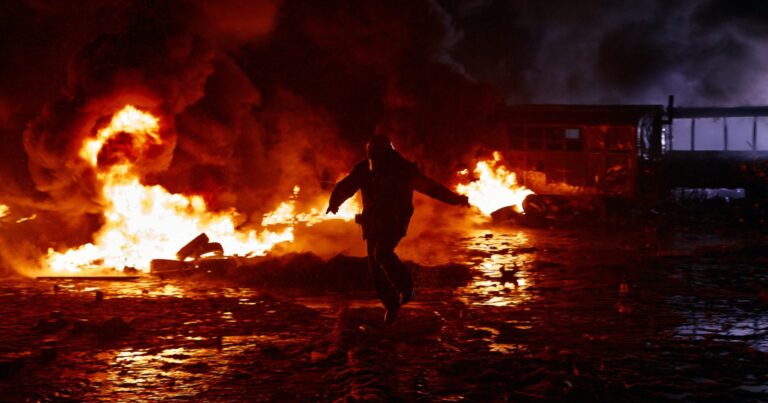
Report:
456,151,534,215
45,105,358,273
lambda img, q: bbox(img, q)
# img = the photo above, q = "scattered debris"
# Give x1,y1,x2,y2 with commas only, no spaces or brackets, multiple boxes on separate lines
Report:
150,259,193,273
0,351,31,378
95,317,131,340
176,233,223,261
123,266,139,275
71,319,93,335
40,339,57,361
490,194,638,227
196,257,237,275
151,233,241,277
34,317,68,334
36,276,140,281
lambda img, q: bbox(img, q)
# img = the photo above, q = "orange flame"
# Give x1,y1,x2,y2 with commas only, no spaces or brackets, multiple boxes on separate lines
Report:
0,204,9,220
456,151,534,215
45,105,357,273
261,186,358,227
80,105,161,166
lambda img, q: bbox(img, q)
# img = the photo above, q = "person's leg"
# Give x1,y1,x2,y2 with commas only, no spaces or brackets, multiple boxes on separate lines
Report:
367,239,400,312
374,235,413,304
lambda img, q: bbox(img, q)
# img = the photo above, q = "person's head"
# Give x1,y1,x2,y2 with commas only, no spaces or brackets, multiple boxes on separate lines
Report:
366,134,394,161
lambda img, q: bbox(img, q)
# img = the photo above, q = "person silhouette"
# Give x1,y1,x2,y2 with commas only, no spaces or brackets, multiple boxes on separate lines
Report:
327,134,469,324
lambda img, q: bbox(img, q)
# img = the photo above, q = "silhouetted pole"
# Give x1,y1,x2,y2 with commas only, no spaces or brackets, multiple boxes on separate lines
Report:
667,95,675,152
690,118,695,151
753,116,758,151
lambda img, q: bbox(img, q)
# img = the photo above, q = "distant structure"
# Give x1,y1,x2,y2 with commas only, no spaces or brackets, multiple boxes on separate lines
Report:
499,97,768,201
663,97,768,196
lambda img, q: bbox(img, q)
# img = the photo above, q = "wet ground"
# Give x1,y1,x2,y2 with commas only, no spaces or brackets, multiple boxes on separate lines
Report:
1,223,767,401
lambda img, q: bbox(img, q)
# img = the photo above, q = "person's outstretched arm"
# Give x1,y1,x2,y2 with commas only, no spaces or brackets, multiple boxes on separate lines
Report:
327,165,364,214
412,172,469,206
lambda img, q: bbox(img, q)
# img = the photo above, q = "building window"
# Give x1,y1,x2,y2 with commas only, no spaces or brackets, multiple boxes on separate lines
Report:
546,128,564,150
565,128,581,139
565,128,583,151
526,127,543,150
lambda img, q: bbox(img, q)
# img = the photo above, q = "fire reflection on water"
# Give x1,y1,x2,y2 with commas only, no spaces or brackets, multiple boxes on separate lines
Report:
673,297,768,353
47,279,189,298
88,333,301,400
457,230,536,307
465,325,527,354
90,346,224,399
44,278,277,300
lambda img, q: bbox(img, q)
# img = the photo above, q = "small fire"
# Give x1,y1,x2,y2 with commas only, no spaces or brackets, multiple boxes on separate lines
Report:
0,204,9,219
45,105,357,273
456,151,534,215
262,186,359,226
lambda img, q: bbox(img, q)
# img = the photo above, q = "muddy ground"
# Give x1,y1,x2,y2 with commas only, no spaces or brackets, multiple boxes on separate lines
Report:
1,221,767,401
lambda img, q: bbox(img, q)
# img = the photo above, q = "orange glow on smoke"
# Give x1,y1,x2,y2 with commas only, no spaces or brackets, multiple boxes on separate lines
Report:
45,105,357,273
79,105,161,166
456,151,534,215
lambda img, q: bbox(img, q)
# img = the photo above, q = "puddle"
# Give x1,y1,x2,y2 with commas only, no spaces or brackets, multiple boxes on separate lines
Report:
674,297,768,352
456,230,536,307
465,325,528,354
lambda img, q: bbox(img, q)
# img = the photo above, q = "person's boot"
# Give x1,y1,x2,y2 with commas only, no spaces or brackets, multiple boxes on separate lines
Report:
401,288,414,305
383,301,400,325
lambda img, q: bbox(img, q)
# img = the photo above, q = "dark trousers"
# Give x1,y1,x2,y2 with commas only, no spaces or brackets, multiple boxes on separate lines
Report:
366,234,412,309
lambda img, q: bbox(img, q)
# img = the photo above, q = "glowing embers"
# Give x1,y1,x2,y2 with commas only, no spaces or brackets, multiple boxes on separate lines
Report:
456,151,534,215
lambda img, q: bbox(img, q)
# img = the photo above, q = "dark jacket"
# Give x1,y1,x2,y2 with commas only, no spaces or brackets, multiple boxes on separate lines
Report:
328,150,465,239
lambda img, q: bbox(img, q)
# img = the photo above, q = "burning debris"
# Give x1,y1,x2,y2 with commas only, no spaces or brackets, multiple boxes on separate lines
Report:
456,152,534,215
42,105,359,275
491,195,602,227
261,186,359,227
176,233,224,261
150,232,240,276
44,105,291,274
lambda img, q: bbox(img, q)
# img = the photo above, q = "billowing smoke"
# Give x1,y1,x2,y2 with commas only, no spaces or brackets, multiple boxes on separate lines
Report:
0,0,766,273
0,0,283,272
441,0,768,106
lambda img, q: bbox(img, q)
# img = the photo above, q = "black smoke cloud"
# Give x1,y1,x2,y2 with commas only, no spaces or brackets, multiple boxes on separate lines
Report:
0,0,282,271
242,0,504,173
0,0,766,272
441,0,768,106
